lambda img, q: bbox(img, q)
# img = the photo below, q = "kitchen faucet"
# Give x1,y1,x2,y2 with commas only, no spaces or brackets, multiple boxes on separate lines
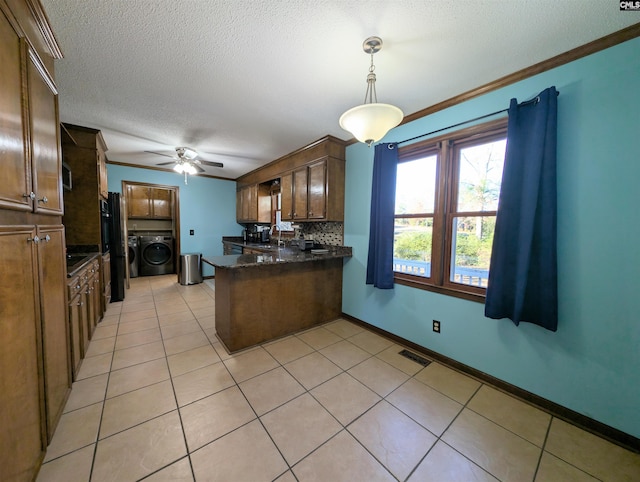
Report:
270,223,283,246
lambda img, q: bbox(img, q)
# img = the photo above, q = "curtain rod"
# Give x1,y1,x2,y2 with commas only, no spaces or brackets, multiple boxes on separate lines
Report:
394,94,547,146
395,108,509,146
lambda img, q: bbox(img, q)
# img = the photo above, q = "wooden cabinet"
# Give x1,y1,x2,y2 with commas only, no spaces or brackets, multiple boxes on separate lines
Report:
236,184,271,224
127,184,173,219
280,157,342,222
237,137,345,223
98,147,108,199
0,227,46,481
0,27,62,215
28,50,63,215
66,256,101,379
61,124,109,248
0,2,65,479
237,184,257,222
0,13,30,212
67,275,86,379
307,160,327,219
280,173,293,221
102,252,111,311
86,259,101,338
292,167,308,220
37,225,71,442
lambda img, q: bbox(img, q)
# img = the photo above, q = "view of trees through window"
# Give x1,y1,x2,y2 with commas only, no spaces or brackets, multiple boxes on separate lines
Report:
393,127,506,292
450,139,505,286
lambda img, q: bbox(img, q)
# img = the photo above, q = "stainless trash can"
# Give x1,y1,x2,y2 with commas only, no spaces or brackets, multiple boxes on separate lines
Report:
179,253,202,285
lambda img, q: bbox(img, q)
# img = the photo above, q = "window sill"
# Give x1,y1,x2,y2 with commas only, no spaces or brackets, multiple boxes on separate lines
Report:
394,274,486,304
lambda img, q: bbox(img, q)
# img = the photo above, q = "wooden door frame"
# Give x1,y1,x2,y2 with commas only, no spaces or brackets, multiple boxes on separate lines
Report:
121,181,180,287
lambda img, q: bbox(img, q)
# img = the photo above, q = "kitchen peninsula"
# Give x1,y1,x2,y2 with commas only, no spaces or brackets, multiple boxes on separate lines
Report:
203,244,351,352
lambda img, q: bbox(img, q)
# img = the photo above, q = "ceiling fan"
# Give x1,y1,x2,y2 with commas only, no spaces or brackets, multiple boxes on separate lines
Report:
148,147,224,184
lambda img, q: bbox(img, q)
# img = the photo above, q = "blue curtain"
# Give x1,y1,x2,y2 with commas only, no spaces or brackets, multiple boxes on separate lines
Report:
366,143,398,289
485,86,559,331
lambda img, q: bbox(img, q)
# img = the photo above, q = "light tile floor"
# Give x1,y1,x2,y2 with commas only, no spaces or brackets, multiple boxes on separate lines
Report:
37,275,640,481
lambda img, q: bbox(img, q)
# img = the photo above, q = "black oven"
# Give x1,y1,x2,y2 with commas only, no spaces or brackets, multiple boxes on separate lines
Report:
101,199,110,253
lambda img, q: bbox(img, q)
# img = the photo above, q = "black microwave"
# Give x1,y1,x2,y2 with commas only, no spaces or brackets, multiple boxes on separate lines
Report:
62,162,72,191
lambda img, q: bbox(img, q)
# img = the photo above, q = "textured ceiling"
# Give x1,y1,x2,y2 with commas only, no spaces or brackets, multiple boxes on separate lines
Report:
40,0,638,180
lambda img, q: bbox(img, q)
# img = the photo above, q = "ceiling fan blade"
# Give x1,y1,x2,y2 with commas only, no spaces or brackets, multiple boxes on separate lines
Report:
145,150,176,159
156,161,177,166
198,160,224,168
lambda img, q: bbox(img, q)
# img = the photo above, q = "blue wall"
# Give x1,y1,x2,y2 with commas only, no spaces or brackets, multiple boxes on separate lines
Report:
342,37,640,438
107,165,239,277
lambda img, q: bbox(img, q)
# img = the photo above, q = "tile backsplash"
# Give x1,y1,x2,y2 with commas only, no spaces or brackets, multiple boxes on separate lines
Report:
300,222,343,246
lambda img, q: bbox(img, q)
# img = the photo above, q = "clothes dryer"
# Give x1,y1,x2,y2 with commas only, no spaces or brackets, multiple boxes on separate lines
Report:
128,235,139,278
139,235,174,276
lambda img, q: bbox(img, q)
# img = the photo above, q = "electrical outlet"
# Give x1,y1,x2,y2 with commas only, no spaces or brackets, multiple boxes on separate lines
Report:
189,229,194,235
433,320,441,333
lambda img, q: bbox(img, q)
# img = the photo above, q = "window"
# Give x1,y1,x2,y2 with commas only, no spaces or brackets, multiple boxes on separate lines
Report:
393,119,507,301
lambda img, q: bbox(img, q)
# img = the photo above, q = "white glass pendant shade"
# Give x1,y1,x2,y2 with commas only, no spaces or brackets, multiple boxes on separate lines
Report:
339,103,404,146
173,163,185,173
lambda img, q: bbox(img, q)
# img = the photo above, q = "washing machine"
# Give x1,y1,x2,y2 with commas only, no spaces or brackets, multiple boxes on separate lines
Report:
139,235,174,276
128,235,139,278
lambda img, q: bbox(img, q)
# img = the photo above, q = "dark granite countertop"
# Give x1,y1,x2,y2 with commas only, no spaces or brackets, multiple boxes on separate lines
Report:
204,244,352,269
66,252,101,278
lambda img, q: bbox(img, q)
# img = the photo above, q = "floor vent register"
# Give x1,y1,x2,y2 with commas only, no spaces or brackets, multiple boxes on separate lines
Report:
398,349,431,367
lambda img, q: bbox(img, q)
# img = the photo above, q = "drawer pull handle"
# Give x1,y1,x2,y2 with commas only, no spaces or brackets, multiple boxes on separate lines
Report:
38,196,48,204
23,192,36,200
27,235,40,244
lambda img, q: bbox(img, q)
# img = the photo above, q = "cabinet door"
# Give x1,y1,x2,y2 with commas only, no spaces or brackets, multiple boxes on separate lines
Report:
98,146,108,200
307,160,326,219
67,273,85,381
151,188,172,219
292,167,308,220
0,226,45,481
237,185,258,222
0,18,31,212
37,225,71,442
280,173,293,221
28,50,63,215
127,185,151,218
102,252,111,310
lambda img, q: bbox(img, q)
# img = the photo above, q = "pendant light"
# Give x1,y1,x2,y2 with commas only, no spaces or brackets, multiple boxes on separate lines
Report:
339,36,403,146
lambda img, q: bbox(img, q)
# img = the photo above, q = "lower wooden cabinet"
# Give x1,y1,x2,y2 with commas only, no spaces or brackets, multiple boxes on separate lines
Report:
102,252,111,311
67,257,102,380
37,225,71,442
67,290,85,379
0,224,71,480
0,226,46,481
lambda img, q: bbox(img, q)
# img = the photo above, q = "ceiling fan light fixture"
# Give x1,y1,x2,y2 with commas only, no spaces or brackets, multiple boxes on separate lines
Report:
183,163,197,175
173,163,185,173
339,36,403,146
178,147,198,159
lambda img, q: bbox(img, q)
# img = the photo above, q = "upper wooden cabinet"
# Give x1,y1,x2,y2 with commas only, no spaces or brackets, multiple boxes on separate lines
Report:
0,12,30,212
28,49,63,215
236,136,345,223
127,184,173,219
62,124,109,247
280,157,343,222
0,14,62,215
151,187,172,218
236,184,271,224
